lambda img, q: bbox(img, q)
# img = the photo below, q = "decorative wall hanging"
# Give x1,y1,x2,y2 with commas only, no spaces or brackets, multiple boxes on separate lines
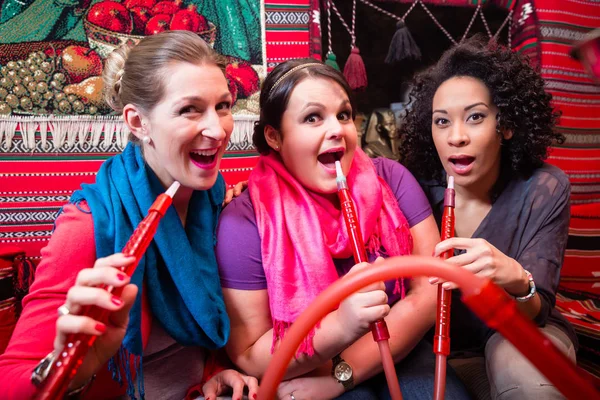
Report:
0,0,267,151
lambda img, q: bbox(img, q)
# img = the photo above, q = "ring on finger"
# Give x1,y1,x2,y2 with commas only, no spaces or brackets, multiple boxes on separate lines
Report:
57,304,70,317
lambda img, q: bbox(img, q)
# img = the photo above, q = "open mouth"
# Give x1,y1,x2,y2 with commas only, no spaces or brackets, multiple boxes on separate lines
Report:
449,155,475,173
190,148,219,169
317,149,344,170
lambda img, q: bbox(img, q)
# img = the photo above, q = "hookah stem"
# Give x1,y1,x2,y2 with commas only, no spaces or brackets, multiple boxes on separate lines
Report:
433,177,455,400
335,162,402,400
34,183,179,400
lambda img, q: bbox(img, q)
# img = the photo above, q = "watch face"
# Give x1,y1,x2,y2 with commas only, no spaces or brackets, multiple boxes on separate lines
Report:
334,361,353,382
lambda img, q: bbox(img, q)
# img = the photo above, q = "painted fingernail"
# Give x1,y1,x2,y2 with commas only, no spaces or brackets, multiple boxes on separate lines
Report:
253,394,257,399
95,323,106,333
111,296,123,306
442,283,451,289
117,273,126,281
429,278,438,284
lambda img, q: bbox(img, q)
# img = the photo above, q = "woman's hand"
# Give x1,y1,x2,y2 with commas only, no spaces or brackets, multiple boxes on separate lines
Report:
277,375,344,400
55,253,138,389
430,238,528,294
334,258,390,343
202,369,259,400
223,180,249,206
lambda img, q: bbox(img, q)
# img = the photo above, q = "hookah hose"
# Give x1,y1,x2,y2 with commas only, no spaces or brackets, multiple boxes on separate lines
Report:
34,181,181,400
335,161,402,400
433,176,455,400
258,255,600,400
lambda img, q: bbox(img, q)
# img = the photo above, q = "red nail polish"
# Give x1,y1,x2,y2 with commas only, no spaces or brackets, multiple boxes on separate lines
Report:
95,323,106,333
111,296,123,306
117,273,126,281
253,394,257,399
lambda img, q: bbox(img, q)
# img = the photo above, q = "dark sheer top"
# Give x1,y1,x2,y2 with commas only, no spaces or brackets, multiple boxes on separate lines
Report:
420,163,578,356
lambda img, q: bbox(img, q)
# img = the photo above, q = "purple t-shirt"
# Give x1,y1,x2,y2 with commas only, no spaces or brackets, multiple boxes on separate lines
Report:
216,158,432,304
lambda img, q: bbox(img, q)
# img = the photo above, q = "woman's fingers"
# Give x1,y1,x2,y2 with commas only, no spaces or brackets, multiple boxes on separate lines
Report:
347,262,385,292
107,284,138,329
243,375,259,400
65,286,125,314
433,237,476,257
75,265,130,288
203,370,259,400
93,253,135,271
230,378,246,400
233,180,248,196
361,304,391,322
54,314,106,351
354,290,388,308
223,189,234,206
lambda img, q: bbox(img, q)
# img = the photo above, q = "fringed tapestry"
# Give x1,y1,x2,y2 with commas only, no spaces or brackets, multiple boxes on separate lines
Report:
0,0,321,261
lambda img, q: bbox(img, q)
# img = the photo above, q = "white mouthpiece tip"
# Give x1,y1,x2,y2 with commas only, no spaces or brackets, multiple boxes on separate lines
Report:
335,160,344,178
166,181,181,198
448,176,454,190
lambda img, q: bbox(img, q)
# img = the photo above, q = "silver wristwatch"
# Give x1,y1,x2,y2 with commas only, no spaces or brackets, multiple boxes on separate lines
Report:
332,354,355,391
513,269,536,302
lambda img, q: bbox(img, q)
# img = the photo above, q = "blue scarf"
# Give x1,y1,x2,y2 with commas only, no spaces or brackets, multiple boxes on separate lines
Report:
68,143,230,398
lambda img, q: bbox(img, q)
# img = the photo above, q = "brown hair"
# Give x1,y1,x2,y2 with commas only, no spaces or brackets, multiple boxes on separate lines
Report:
252,58,356,155
103,30,227,140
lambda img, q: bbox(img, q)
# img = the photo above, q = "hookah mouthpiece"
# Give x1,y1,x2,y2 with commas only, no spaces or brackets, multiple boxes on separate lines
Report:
166,181,181,198
444,176,455,208
335,161,348,190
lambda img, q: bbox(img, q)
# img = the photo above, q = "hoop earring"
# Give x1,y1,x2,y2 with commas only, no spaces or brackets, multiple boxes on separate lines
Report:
142,136,152,145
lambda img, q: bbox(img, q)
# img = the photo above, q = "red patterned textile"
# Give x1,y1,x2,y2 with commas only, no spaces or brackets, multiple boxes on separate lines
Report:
555,292,600,379
533,1,600,200
525,0,600,378
560,203,600,297
0,0,318,261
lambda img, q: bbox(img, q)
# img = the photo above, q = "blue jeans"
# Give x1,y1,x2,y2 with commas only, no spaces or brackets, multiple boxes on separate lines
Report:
336,340,471,400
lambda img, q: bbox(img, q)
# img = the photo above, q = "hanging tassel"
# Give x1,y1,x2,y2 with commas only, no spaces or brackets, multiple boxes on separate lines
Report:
385,20,421,64
325,52,341,71
343,47,368,91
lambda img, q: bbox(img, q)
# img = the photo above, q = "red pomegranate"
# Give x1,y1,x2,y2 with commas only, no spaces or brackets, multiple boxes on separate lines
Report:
87,1,133,34
226,61,260,98
124,0,156,10
226,76,238,105
151,0,182,16
130,7,152,34
169,6,209,32
145,14,171,35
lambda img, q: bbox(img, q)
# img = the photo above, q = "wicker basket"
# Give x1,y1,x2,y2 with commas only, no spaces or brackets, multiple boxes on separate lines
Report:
83,20,217,59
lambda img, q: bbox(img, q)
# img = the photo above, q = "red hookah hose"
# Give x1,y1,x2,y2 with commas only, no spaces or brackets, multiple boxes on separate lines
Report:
336,161,402,400
433,177,455,400
258,256,600,400
34,182,180,400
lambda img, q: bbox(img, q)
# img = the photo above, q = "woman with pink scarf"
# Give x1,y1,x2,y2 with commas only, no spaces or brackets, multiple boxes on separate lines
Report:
216,59,470,400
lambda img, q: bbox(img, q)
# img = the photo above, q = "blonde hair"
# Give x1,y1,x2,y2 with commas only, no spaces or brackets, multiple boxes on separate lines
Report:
103,30,227,136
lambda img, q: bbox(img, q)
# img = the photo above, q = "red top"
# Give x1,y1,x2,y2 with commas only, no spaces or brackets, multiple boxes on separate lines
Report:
0,203,223,399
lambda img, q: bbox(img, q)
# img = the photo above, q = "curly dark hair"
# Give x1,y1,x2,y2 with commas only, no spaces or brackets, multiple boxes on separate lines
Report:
400,36,563,182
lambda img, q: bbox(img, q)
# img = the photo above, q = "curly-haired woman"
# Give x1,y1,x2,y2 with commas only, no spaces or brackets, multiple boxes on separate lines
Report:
400,37,577,400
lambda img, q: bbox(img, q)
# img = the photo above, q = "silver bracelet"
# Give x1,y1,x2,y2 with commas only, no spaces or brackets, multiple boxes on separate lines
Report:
513,269,537,302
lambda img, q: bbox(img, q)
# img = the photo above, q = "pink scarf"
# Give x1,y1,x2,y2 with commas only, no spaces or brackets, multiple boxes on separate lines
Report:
248,148,413,356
